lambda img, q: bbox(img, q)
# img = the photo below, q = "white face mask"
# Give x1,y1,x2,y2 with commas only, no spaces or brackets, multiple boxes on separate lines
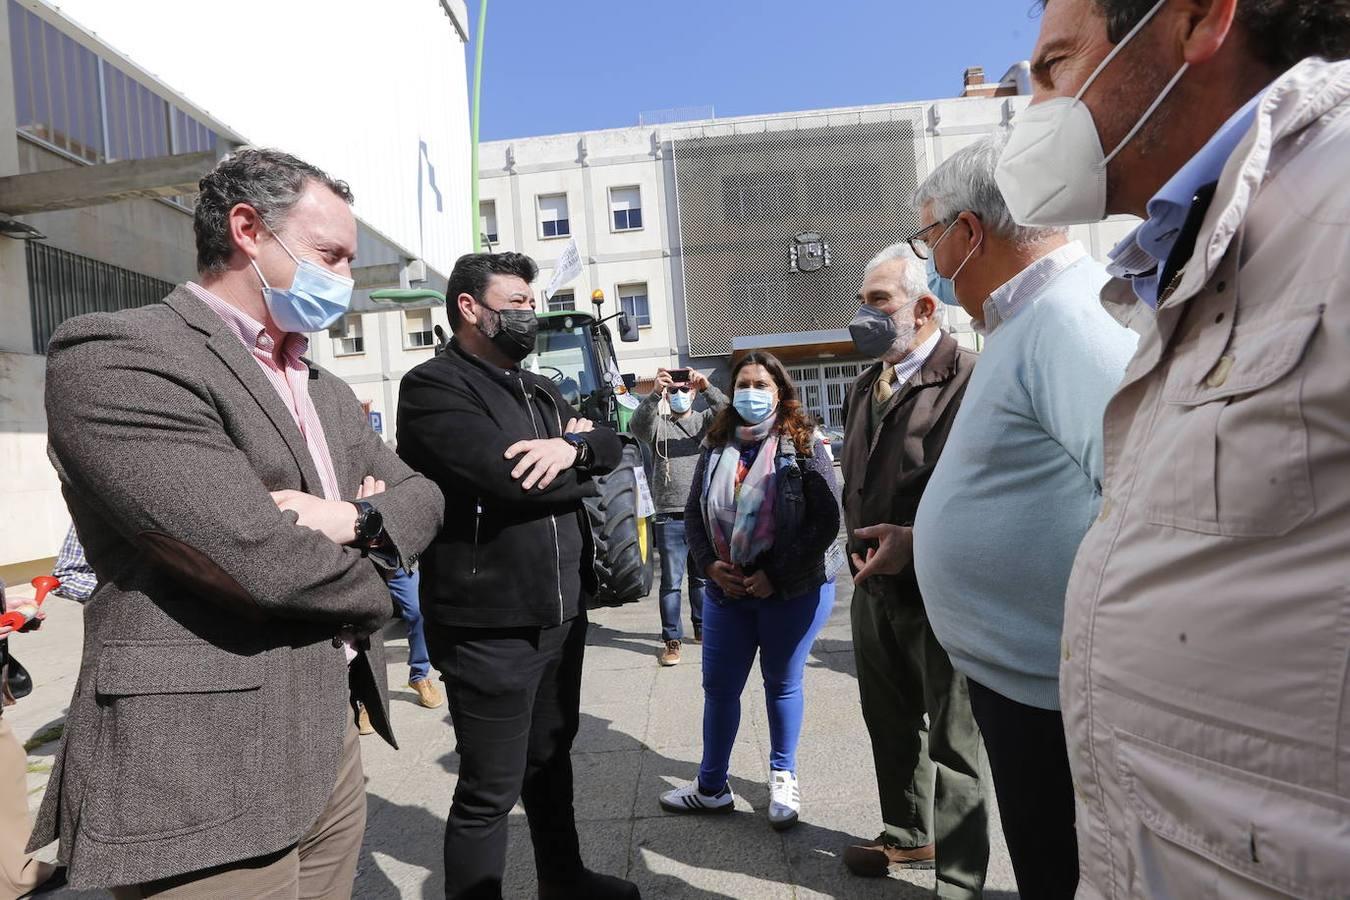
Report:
995,0,1188,227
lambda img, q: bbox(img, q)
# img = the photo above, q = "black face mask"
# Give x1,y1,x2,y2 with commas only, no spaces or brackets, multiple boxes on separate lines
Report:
476,301,538,363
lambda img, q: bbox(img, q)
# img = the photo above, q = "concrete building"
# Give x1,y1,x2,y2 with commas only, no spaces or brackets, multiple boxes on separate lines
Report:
0,0,472,569
479,73,1137,428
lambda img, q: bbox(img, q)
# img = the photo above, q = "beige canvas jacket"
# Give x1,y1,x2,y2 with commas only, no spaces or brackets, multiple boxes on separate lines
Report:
1062,57,1350,899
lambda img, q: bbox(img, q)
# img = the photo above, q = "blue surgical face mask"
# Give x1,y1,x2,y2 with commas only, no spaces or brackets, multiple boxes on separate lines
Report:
926,255,962,308
733,387,777,425
925,218,982,308
668,390,693,414
251,229,354,333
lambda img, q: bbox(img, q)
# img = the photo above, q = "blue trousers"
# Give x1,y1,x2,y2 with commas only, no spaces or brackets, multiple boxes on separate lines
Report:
655,515,705,642
386,568,431,683
697,580,835,792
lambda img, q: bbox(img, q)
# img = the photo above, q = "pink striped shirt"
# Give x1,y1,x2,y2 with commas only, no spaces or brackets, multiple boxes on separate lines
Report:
187,282,343,502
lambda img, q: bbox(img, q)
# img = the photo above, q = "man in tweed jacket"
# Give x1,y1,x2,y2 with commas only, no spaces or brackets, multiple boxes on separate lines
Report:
28,149,443,896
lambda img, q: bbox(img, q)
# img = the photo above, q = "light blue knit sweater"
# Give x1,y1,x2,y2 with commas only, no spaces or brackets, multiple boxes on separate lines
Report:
914,257,1138,710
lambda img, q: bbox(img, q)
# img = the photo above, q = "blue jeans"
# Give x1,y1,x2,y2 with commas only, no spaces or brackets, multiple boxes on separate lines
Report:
386,568,431,683
697,580,835,791
655,515,705,642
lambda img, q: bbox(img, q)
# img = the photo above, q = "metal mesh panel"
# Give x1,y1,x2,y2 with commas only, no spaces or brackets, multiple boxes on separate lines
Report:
27,242,174,352
672,117,925,357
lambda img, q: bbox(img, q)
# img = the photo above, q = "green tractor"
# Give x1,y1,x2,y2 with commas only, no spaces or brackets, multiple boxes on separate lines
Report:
372,289,654,609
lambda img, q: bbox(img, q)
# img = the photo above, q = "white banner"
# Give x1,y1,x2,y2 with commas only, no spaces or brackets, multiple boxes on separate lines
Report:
633,466,655,519
544,237,583,300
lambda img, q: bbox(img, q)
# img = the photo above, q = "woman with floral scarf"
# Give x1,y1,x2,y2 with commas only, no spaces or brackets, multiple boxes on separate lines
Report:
658,352,841,830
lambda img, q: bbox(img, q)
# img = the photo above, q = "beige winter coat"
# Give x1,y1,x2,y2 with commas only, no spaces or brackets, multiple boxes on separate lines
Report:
1062,57,1350,899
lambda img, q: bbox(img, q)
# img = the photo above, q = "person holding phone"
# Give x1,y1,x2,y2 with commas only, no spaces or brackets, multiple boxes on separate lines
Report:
657,352,840,830
630,365,728,666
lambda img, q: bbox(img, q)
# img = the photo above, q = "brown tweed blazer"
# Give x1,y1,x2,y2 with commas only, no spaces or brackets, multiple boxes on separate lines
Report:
28,287,444,889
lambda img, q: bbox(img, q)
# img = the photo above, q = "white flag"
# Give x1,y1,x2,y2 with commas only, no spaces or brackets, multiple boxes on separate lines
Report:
544,237,582,300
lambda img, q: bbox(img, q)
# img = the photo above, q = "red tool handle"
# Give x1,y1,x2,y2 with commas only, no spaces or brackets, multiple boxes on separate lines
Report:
31,575,59,604
0,575,60,631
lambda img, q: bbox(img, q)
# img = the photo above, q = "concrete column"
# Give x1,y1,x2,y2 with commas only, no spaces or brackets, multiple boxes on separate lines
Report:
0,6,33,355
0,11,72,567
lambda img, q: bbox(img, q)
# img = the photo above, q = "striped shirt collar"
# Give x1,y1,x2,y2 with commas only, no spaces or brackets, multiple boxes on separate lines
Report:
892,327,942,387
185,281,309,362
977,241,1088,337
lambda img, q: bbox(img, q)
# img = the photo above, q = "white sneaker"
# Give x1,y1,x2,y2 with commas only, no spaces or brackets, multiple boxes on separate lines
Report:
767,769,800,830
659,779,735,814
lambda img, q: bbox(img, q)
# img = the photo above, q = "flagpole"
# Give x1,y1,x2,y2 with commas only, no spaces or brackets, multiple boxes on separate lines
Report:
469,0,489,252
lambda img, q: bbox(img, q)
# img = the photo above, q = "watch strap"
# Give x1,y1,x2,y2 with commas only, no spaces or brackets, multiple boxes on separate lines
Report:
563,432,592,469
352,499,383,544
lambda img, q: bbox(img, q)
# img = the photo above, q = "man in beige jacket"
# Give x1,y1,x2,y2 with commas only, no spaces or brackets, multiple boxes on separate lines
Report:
998,1,1350,897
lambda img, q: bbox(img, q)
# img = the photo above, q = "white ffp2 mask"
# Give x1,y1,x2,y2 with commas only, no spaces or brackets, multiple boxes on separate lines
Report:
995,0,1187,227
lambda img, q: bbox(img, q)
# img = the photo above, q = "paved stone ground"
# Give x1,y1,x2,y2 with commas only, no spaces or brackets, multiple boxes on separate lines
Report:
11,575,1017,898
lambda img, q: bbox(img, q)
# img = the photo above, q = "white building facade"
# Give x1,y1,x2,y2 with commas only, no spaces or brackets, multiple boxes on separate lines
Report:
0,0,472,568
480,94,1137,427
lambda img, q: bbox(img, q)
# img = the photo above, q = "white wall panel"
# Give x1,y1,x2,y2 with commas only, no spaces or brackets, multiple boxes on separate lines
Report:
41,0,472,276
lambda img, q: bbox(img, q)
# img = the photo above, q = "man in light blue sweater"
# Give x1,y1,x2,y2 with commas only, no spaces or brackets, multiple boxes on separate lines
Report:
866,137,1137,899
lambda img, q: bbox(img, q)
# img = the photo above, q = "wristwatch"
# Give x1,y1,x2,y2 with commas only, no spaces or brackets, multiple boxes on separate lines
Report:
352,500,385,547
562,432,593,470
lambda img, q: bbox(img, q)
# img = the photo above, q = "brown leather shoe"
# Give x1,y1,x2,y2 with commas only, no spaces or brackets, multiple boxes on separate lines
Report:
658,640,681,667
843,834,935,877
409,678,444,709
356,705,375,736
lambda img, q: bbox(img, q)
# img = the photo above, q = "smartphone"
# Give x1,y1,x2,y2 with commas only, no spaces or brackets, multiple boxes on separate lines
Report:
669,368,691,384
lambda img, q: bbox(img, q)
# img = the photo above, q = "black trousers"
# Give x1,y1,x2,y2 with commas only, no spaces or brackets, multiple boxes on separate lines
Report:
429,610,588,900
966,678,1079,900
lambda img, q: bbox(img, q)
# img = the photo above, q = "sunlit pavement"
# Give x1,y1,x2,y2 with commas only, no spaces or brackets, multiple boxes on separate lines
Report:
15,575,1018,898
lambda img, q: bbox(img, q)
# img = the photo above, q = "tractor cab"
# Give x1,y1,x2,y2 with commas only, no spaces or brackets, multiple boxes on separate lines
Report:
525,309,637,430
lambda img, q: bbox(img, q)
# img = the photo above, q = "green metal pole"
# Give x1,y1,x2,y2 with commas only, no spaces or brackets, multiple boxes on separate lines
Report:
469,0,488,252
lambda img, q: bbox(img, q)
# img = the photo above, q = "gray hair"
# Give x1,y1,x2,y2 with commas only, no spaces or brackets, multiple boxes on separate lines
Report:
913,136,1065,245
193,147,353,274
863,242,931,302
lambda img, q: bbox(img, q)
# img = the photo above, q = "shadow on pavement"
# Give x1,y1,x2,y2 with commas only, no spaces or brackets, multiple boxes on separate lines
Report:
357,792,450,900
805,636,859,681
21,714,68,757
349,592,1022,899
363,703,1010,899
584,622,664,662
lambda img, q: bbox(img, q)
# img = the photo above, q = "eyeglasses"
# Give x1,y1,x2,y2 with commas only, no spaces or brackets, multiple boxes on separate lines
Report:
905,221,945,260
670,385,691,394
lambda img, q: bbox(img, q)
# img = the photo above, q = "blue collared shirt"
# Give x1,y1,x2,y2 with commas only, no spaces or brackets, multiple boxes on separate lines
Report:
1107,89,1266,307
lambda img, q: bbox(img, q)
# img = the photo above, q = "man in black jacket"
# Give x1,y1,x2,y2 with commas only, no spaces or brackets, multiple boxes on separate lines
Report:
397,252,640,900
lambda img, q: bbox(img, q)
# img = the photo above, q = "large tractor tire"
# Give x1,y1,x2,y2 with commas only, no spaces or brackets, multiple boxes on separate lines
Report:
585,437,654,609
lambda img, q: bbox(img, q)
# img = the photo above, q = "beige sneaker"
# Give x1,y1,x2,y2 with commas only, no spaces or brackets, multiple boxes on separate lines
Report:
356,705,375,736
410,678,444,709
659,640,681,667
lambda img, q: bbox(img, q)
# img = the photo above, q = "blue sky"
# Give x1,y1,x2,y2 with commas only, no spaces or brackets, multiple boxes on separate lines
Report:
468,1,1047,141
